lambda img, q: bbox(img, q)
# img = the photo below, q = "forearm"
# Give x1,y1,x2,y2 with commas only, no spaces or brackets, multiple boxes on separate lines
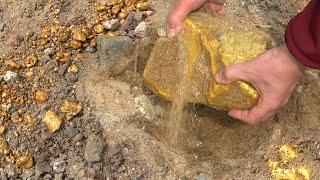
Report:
285,0,320,69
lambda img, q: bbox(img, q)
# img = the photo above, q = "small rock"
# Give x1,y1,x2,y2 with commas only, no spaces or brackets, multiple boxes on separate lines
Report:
198,173,208,180
103,19,120,31
35,162,51,177
134,11,143,22
157,27,167,37
97,35,134,75
64,126,78,138
20,169,34,179
52,159,66,173
0,22,5,31
4,71,18,83
85,46,97,53
84,134,104,162
44,48,55,56
135,95,155,121
142,10,153,16
120,13,137,32
134,21,149,37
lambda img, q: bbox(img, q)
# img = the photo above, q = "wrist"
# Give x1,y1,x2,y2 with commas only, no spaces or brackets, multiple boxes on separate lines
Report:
283,45,305,73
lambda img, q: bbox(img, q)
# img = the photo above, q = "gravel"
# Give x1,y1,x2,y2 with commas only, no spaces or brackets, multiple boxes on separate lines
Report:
84,133,104,163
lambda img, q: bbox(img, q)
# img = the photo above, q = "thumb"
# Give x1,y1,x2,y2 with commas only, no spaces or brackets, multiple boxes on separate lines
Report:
167,0,206,37
215,63,253,84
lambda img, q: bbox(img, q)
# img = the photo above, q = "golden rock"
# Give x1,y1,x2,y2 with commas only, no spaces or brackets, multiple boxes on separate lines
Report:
24,55,38,68
16,155,34,169
43,110,62,133
70,40,82,49
35,90,49,103
93,24,105,33
0,125,6,135
118,11,128,19
112,4,122,15
60,100,83,118
73,30,87,42
68,64,79,74
136,2,150,11
279,144,297,163
143,12,272,110
0,138,10,155
5,60,20,69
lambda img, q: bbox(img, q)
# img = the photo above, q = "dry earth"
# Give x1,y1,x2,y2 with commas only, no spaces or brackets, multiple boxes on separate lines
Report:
0,0,319,179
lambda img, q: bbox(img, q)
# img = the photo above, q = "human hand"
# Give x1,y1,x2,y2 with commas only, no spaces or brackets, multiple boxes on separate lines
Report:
167,0,226,37
215,46,305,124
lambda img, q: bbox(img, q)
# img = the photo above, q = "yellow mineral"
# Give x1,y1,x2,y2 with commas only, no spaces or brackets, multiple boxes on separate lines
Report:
68,64,79,74
136,2,150,11
73,30,87,42
93,24,105,33
279,144,297,163
24,54,38,68
43,110,62,133
70,40,82,49
16,155,34,169
0,125,5,135
60,100,83,118
143,12,271,110
297,167,312,180
35,90,49,103
0,138,10,155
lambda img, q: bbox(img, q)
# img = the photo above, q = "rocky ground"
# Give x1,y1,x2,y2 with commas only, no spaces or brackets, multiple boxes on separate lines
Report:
0,0,319,179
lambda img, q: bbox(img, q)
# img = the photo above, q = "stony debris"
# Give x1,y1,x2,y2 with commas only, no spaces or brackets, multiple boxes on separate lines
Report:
103,19,120,31
52,159,66,173
134,21,149,37
0,22,5,31
84,134,104,163
135,95,155,121
3,71,18,83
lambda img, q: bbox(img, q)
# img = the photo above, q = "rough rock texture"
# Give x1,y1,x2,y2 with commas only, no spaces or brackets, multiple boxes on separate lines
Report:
97,35,134,76
143,12,272,110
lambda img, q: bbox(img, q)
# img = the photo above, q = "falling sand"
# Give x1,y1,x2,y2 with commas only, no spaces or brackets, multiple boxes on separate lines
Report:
167,36,189,148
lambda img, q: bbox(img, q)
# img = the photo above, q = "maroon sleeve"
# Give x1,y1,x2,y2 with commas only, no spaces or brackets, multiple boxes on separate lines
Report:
285,0,320,69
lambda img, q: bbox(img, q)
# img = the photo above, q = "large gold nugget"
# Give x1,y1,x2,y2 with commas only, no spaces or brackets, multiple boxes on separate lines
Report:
143,12,271,110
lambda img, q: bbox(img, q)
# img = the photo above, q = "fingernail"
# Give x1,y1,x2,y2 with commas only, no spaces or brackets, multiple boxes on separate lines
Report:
215,73,223,83
168,28,176,37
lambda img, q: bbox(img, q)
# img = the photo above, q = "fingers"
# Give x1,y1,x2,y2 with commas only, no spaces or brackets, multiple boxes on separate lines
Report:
215,63,255,84
204,2,225,14
167,0,226,37
167,0,206,37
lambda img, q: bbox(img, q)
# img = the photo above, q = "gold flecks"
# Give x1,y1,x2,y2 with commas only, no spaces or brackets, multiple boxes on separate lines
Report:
42,110,62,133
107,31,117,37
93,24,104,33
136,2,150,11
6,60,20,69
297,167,312,180
268,160,280,170
0,138,10,155
279,144,297,163
118,11,128,19
60,100,83,118
24,115,33,124
26,71,34,78
16,155,34,169
70,40,82,49
0,125,6,135
35,90,49,103
73,30,87,42
24,55,38,68
68,64,79,74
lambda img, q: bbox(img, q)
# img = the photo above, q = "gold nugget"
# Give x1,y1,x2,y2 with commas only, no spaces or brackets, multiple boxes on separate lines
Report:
43,110,62,133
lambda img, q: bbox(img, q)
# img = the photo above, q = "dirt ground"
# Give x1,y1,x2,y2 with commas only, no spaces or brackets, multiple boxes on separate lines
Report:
0,0,319,179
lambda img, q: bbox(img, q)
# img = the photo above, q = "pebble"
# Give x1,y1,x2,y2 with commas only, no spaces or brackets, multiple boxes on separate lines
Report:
198,173,208,180
52,159,66,173
84,133,104,162
135,95,155,121
142,10,153,16
0,22,5,31
85,46,97,53
134,21,149,37
4,71,18,83
134,11,143,22
103,19,120,31
64,126,79,138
